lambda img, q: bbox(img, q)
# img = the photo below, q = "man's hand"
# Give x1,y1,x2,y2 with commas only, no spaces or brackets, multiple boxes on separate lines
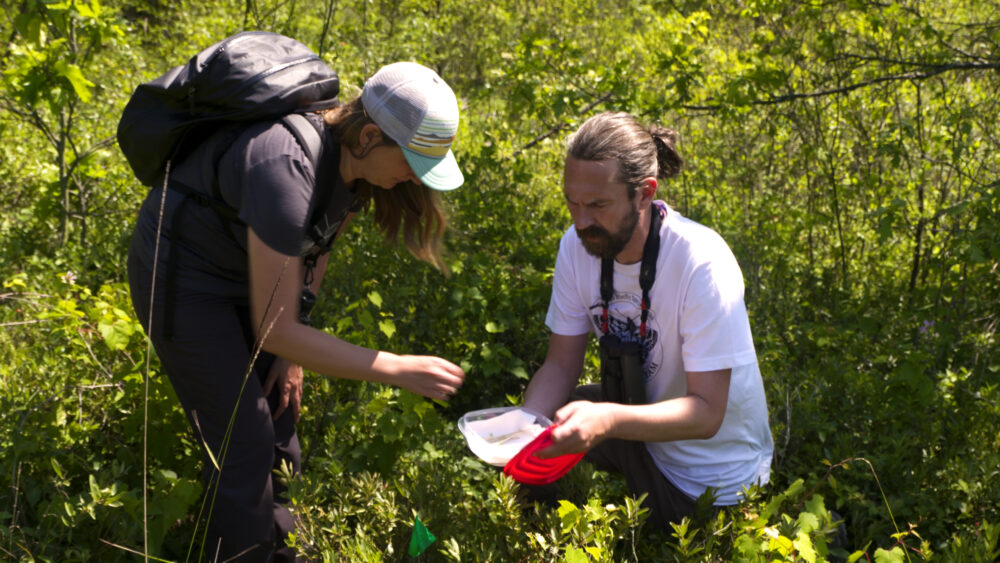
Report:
263,356,303,423
536,368,731,458
536,400,619,459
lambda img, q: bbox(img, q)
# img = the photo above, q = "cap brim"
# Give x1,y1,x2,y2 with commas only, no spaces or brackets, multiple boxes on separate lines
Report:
402,148,464,191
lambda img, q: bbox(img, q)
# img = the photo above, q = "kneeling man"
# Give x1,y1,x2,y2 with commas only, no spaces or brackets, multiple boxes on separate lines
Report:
522,111,774,529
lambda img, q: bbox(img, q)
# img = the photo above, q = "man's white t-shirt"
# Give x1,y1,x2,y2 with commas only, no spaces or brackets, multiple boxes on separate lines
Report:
545,201,774,504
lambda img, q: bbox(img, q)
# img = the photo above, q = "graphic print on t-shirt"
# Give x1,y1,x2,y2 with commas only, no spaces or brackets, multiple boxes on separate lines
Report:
589,290,661,382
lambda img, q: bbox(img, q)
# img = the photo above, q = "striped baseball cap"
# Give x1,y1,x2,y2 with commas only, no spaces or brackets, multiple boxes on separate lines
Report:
361,62,464,191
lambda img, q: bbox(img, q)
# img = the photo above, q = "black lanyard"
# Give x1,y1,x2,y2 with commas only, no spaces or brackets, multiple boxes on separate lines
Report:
600,204,662,338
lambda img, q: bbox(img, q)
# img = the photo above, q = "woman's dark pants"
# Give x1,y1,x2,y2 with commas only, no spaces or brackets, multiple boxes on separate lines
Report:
128,253,300,563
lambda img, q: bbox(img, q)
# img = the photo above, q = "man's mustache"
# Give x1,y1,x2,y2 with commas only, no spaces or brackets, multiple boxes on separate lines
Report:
577,226,610,239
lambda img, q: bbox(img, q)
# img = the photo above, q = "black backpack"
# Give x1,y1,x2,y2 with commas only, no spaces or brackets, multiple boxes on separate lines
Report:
118,31,345,337
117,30,340,188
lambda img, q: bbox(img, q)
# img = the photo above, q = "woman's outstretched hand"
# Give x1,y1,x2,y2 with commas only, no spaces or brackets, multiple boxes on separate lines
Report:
386,354,465,401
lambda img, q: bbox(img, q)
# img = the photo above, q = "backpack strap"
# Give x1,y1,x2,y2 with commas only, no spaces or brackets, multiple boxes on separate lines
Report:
280,113,335,327
280,113,337,254
281,113,322,166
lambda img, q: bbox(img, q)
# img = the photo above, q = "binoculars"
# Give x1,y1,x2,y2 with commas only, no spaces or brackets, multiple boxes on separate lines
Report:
599,333,646,405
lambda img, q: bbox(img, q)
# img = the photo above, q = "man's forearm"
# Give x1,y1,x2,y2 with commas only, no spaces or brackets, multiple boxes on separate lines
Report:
603,368,730,442
544,368,731,457
602,395,725,443
544,395,724,457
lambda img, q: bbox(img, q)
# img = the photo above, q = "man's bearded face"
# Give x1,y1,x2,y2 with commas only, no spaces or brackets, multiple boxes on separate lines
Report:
576,202,639,260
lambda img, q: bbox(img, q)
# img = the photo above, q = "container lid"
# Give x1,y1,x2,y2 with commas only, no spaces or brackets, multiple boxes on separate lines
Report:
503,425,585,485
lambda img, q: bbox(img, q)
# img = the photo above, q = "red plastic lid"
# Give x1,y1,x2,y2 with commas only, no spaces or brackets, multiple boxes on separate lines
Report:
503,425,585,485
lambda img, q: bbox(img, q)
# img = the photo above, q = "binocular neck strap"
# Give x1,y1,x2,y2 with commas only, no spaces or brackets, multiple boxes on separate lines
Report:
600,204,663,337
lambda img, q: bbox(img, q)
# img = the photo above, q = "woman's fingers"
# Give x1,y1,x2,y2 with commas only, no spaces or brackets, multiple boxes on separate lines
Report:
398,355,465,400
290,379,301,423
267,359,303,423
429,357,464,398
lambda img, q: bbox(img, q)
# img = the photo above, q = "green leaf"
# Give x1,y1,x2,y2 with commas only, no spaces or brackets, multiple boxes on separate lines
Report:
98,319,131,351
53,60,94,102
378,319,396,339
794,532,817,563
358,309,375,330
367,291,383,309
201,433,220,471
77,0,100,18
510,366,530,380
784,478,805,498
3,274,28,290
51,457,65,479
557,500,580,528
804,494,826,518
874,546,906,563
565,547,589,563
734,534,761,558
768,533,795,556
88,474,100,498
796,511,820,534
13,13,43,44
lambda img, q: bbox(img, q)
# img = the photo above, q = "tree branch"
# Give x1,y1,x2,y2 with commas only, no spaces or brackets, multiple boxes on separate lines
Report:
681,61,1000,111
65,135,116,180
511,91,614,158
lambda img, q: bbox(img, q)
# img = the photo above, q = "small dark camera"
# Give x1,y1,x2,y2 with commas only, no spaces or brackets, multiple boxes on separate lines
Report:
299,288,317,325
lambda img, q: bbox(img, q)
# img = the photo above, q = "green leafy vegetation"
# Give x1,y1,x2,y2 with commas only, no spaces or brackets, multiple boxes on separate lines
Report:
2,0,998,560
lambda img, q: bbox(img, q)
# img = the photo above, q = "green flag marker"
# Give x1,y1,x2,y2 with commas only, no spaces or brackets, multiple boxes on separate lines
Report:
408,516,436,557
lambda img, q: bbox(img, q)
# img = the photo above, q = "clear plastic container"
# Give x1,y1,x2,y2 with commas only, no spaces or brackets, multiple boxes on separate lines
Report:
457,407,552,466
